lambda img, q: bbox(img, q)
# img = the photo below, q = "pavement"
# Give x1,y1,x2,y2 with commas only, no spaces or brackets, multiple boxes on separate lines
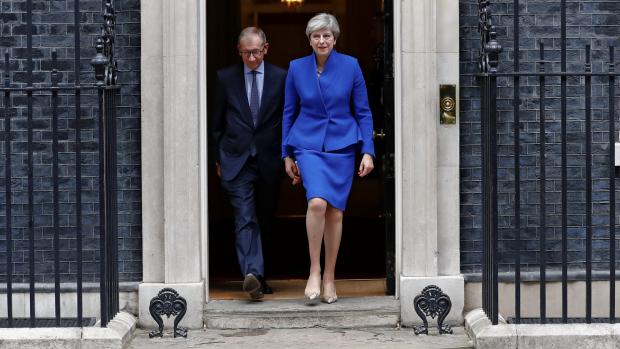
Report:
128,326,474,349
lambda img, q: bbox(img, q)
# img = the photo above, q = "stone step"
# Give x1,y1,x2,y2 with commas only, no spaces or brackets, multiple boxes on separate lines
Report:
130,327,475,349
204,296,400,329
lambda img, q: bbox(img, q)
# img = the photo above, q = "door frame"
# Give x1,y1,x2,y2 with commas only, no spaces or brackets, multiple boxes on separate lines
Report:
198,1,402,301
199,0,209,302
393,0,402,299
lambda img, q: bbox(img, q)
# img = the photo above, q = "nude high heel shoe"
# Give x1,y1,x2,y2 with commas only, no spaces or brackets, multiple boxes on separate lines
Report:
304,274,321,306
321,294,338,304
304,289,321,305
321,282,338,304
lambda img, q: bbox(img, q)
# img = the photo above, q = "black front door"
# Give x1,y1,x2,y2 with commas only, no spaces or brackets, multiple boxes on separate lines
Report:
362,0,396,295
207,0,395,291
380,0,396,295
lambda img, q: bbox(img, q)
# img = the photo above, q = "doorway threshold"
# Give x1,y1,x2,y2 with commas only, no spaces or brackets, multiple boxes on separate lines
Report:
204,295,399,329
209,278,387,300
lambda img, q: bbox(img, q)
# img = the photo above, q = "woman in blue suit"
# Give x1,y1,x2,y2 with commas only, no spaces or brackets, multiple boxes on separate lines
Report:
282,13,375,305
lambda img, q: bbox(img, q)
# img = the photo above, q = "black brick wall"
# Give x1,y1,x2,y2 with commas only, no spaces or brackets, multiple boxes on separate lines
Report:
0,0,141,283
5,0,617,283
460,0,620,275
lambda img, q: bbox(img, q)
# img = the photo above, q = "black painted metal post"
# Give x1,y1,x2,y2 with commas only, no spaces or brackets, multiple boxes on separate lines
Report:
97,81,108,327
481,65,500,326
513,0,521,324
104,86,117,320
481,72,499,325
51,50,61,327
478,0,502,325
114,89,119,316
480,0,488,320
106,0,120,321
585,44,593,324
74,0,84,325
538,41,547,324
609,46,616,324
560,0,568,325
92,37,109,326
490,72,499,326
92,0,120,325
3,51,13,328
107,87,119,317
482,73,490,318
26,0,35,327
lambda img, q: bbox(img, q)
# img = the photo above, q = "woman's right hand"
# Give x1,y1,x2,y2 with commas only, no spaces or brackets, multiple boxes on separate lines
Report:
284,157,301,185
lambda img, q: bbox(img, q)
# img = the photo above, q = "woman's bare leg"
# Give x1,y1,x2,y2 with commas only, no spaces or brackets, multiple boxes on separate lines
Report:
322,204,343,301
305,198,327,297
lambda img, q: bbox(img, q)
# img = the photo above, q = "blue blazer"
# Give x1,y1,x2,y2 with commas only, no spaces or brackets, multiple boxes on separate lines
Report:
281,50,374,158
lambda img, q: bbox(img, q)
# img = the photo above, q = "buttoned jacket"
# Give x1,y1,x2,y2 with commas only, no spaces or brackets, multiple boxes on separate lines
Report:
210,62,287,181
281,50,375,158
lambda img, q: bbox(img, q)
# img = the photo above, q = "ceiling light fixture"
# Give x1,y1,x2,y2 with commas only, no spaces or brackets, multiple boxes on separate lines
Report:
281,0,303,7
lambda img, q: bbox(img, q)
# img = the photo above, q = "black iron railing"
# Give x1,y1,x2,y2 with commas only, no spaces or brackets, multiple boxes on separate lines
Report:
478,0,501,325
0,0,119,328
477,0,619,325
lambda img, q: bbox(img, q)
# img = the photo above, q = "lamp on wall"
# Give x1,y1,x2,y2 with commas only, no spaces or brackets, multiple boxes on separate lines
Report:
281,0,303,7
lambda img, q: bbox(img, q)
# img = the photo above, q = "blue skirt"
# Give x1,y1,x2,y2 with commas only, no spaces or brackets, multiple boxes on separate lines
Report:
294,145,356,211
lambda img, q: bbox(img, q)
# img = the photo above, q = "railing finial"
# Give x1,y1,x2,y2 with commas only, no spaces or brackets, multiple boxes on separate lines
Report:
478,0,503,73
91,0,117,86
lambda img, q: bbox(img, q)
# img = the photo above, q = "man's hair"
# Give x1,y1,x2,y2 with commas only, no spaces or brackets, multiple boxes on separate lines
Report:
238,27,267,45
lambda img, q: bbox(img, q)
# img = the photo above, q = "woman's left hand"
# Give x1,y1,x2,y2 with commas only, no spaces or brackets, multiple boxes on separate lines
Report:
358,154,374,177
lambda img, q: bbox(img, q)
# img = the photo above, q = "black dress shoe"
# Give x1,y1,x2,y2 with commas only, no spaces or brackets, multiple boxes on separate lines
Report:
257,275,273,294
243,273,264,300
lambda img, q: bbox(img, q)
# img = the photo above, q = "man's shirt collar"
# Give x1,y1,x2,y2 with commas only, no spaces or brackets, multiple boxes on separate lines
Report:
244,61,265,75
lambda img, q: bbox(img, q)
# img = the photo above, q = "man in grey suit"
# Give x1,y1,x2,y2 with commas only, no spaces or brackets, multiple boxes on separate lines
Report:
210,27,287,300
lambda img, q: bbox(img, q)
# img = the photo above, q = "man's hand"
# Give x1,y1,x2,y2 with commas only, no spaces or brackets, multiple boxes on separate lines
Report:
215,162,222,178
358,154,374,177
284,157,301,185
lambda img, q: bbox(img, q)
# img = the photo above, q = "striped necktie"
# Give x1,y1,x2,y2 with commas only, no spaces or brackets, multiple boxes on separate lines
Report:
249,70,259,126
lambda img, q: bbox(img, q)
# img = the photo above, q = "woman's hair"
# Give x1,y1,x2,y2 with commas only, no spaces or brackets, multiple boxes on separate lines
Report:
238,27,267,45
305,13,340,40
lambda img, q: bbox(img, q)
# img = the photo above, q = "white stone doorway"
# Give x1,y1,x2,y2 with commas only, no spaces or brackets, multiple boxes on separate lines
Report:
205,0,396,299
139,0,464,329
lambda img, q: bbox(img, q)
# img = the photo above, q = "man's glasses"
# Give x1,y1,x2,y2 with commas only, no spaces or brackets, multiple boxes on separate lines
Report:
239,48,265,58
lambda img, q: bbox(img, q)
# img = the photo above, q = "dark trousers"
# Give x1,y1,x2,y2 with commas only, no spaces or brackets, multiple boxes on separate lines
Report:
220,156,278,278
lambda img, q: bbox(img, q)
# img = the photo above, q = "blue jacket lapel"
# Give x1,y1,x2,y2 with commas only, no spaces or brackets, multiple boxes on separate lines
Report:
311,51,340,115
322,51,339,93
